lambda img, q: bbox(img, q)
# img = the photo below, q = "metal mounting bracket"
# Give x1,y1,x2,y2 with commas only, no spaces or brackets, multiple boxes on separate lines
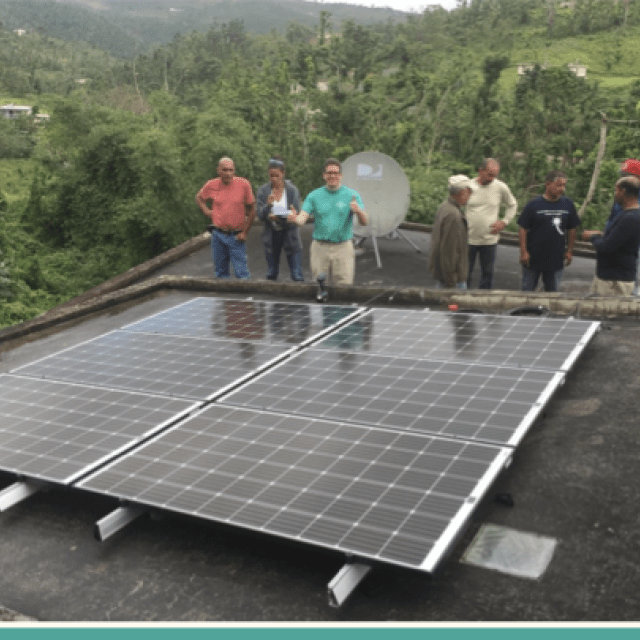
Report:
94,504,147,541
327,560,372,608
0,480,45,512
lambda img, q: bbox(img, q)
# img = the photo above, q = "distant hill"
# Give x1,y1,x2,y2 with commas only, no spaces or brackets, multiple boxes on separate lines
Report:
0,0,409,58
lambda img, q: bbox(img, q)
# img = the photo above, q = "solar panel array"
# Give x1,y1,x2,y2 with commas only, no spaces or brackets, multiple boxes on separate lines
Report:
0,298,600,576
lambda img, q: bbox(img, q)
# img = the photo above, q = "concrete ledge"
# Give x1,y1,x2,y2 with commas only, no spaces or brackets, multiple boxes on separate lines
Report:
2,275,640,350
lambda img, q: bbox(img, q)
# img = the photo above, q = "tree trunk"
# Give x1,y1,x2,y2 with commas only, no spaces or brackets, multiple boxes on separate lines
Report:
578,114,607,219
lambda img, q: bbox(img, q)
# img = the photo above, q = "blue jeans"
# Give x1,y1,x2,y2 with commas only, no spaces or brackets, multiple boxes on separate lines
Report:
521,266,563,292
265,230,304,281
467,244,497,289
210,231,250,279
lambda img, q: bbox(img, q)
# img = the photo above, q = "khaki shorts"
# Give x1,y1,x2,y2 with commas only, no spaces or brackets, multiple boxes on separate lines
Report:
310,240,355,285
589,276,634,297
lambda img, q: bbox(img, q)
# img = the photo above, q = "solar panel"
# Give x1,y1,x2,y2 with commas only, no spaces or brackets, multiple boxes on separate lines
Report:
77,404,512,572
317,309,599,372
221,348,564,447
121,297,362,346
0,374,197,483
13,330,291,400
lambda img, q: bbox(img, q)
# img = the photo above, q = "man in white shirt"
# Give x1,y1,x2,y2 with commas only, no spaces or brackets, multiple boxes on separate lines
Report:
466,158,518,289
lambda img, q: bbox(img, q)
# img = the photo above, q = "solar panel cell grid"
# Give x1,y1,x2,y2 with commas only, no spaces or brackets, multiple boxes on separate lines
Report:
121,297,361,345
0,374,196,483
222,348,564,446
317,308,598,371
13,331,288,401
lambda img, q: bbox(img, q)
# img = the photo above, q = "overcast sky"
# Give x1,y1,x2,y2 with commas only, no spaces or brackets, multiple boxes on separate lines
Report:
330,0,459,13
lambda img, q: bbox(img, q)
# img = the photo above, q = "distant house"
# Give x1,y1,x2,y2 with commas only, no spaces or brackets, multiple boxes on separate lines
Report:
516,61,587,78
517,63,537,75
12,29,26,36
0,105,49,123
290,81,330,94
567,62,587,78
0,104,32,119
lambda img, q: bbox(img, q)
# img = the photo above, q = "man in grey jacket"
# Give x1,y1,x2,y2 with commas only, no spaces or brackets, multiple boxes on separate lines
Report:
429,175,476,288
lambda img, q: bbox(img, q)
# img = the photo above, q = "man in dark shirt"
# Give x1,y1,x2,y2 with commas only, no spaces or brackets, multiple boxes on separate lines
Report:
583,176,640,296
518,170,580,292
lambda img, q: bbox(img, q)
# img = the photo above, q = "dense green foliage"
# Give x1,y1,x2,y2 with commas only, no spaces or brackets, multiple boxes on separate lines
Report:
2,0,640,327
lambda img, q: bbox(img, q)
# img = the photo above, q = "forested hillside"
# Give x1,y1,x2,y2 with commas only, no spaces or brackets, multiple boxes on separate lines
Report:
0,0,408,57
1,0,640,327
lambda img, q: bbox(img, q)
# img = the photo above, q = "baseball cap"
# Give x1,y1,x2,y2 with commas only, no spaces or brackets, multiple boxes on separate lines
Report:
448,174,476,190
620,158,640,177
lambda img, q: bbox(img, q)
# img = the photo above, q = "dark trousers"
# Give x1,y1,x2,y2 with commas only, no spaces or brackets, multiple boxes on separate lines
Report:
265,230,303,281
521,266,563,292
467,244,497,289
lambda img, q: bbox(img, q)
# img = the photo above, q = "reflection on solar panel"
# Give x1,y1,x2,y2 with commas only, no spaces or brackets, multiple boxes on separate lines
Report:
121,297,361,345
222,349,564,446
0,374,197,483
78,404,512,572
13,331,289,400
316,309,600,372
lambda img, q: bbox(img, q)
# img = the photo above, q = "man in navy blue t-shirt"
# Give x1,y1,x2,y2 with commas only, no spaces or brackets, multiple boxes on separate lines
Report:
518,170,580,292
583,176,640,297
593,159,640,294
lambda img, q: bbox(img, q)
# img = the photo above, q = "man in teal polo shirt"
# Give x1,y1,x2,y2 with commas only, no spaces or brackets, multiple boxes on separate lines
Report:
291,158,368,285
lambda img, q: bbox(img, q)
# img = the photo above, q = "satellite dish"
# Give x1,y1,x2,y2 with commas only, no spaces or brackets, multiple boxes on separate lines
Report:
341,151,411,238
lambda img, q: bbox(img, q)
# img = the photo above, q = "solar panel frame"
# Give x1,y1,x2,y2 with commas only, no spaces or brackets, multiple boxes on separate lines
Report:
0,374,199,484
76,404,513,573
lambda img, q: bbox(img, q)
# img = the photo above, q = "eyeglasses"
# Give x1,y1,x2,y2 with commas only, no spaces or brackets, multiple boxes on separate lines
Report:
324,171,341,176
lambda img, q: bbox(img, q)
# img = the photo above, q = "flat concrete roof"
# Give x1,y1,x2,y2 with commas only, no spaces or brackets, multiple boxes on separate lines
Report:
0,225,639,622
